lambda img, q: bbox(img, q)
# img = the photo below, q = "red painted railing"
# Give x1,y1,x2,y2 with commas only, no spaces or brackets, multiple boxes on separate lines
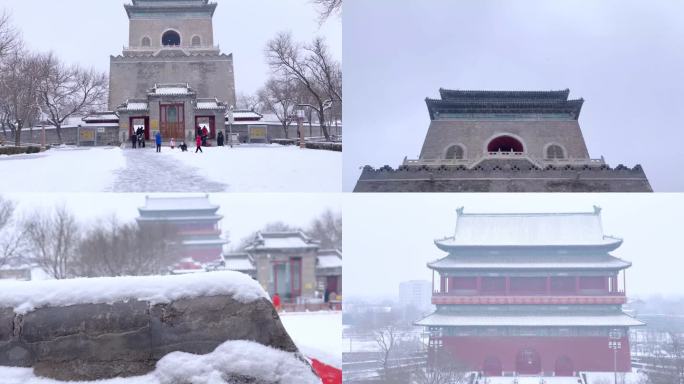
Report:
432,295,627,305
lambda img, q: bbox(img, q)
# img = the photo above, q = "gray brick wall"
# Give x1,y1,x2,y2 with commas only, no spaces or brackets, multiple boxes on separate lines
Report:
420,118,591,160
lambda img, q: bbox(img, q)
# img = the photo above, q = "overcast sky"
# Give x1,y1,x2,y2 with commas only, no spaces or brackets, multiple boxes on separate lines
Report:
5,193,340,249
343,0,684,192
343,193,684,300
0,0,341,97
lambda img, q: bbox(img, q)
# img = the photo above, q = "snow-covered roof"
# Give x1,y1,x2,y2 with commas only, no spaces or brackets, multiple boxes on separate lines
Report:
83,122,120,128
183,238,228,246
82,112,119,122
223,253,256,272
245,231,319,251
139,195,219,212
231,110,263,120
317,255,342,269
435,207,622,251
122,101,149,111
0,271,268,314
317,250,342,269
428,254,631,271
415,313,645,327
196,99,224,110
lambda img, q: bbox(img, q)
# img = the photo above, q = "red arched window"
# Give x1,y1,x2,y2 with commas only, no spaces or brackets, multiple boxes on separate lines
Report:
487,135,524,153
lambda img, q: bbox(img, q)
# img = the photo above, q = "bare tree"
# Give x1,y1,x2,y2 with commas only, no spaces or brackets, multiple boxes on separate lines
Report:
23,205,79,279
37,53,108,144
236,92,262,112
0,196,23,268
266,32,342,141
308,209,342,250
376,325,399,380
311,0,342,24
75,217,181,277
258,77,298,138
0,11,19,60
412,349,470,384
0,50,44,146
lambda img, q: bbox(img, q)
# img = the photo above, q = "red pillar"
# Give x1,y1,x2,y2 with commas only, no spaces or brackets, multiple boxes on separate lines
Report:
505,277,510,295
476,277,482,294
546,277,551,295
575,276,580,294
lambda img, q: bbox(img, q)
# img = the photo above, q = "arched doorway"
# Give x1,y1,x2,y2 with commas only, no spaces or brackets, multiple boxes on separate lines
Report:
554,356,574,376
516,349,541,375
483,356,502,376
162,30,181,46
487,135,524,153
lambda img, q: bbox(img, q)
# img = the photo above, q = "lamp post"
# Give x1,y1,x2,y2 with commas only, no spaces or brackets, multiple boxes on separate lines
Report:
227,105,234,148
296,106,305,149
609,328,623,384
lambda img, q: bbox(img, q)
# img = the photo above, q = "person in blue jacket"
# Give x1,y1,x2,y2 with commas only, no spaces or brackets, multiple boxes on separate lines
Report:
155,131,162,153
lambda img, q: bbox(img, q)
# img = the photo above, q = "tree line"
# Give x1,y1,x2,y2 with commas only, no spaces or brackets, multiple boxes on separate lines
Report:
0,196,341,280
237,32,342,142
0,11,108,146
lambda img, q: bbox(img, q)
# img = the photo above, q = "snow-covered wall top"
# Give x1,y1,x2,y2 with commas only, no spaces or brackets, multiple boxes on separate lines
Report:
0,271,268,314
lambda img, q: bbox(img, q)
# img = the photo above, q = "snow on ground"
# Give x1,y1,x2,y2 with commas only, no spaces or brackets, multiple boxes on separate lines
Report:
280,311,342,369
0,271,268,314
484,371,647,384
0,145,341,192
161,145,342,192
0,146,125,192
0,340,319,384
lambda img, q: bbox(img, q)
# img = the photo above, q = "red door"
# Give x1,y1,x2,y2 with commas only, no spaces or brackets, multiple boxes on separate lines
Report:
160,104,185,140
516,349,542,375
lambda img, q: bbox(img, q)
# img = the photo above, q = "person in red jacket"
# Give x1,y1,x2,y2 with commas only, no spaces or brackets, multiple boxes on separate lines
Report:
195,135,203,153
272,293,282,312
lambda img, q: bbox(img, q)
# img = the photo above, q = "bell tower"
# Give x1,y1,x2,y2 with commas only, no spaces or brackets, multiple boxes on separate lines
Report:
124,0,218,52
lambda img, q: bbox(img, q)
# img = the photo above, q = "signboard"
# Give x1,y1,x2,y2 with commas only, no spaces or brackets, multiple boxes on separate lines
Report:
249,125,267,140
150,119,159,130
79,129,95,141
97,127,106,133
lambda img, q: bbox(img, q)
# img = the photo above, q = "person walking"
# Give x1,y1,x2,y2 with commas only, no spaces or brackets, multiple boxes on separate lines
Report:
272,293,282,312
195,134,203,153
217,131,225,147
201,126,209,146
130,133,137,149
155,131,162,153
170,138,176,150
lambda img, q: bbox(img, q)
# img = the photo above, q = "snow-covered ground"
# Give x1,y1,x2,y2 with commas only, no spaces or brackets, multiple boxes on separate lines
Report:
0,145,342,192
280,311,342,368
0,146,125,192
160,145,341,192
482,371,647,384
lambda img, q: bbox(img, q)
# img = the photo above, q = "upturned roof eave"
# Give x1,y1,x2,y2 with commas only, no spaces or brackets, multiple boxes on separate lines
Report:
433,238,623,253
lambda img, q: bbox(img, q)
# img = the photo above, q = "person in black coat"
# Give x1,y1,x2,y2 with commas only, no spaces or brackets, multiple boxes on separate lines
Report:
217,131,225,147
130,133,137,149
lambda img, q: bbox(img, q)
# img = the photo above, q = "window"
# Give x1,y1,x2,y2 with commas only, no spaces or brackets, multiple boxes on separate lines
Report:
487,135,524,153
445,144,464,160
579,276,605,290
546,144,565,159
481,277,506,294
191,36,201,47
510,277,546,294
550,277,575,294
162,30,181,46
451,277,477,290
141,37,151,47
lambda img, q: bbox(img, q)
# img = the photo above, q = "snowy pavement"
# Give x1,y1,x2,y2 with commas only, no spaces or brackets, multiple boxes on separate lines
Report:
0,145,342,192
106,147,226,192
